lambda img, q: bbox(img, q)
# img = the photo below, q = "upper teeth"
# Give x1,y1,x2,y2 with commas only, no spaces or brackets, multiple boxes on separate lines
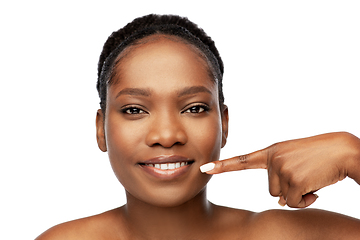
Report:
145,162,188,170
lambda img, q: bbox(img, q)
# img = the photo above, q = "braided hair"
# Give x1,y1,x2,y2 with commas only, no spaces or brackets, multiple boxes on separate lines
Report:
97,14,224,113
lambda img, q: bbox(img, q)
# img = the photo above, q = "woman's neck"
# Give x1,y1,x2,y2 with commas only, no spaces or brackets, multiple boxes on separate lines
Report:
122,188,213,239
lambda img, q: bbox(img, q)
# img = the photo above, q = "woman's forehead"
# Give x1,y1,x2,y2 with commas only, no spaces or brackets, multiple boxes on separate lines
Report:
111,36,217,92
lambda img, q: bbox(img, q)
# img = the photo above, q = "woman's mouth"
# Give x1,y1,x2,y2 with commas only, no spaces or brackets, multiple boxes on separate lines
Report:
138,155,194,180
141,161,191,170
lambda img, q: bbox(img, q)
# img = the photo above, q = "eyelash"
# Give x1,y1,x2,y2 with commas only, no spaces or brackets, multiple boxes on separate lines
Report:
182,104,210,114
121,104,210,115
121,106,147,115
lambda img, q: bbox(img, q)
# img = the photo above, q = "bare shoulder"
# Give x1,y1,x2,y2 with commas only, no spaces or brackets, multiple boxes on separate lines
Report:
210,204,360,239
249,208,360,239
209,203,255,239
211,203,254,225
35,208,127,240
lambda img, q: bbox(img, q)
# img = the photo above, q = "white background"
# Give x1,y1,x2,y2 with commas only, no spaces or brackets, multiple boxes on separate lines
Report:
1,1,359,239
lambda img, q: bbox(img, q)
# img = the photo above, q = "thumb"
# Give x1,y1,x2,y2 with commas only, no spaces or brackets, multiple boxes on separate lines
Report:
200,149,268,174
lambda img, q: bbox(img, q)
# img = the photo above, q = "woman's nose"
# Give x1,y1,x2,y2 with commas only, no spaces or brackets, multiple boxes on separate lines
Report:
145,113,187,148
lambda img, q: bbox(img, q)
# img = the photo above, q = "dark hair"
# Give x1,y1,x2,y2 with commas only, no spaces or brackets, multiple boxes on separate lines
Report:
97,14,224,113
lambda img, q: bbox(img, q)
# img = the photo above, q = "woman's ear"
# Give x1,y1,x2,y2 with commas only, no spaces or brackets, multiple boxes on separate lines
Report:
221,105,229,148
96,109,107,152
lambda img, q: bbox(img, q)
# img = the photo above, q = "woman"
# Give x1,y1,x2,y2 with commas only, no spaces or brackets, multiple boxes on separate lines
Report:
36,14,360,239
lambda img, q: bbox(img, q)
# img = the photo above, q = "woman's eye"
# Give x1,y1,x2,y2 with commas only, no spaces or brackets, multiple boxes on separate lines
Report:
184,105,209,114
122,107,145,115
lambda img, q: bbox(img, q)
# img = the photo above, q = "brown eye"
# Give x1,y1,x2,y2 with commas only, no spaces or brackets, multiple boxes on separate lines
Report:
184,105,209,114
122,107,145,115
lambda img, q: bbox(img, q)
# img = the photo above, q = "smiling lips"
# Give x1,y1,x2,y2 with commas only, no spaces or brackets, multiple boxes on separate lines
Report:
139,155,194,180
144,162,190,170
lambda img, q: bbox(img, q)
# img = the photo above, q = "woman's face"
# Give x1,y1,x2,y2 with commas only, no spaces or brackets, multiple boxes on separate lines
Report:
96,36,228,207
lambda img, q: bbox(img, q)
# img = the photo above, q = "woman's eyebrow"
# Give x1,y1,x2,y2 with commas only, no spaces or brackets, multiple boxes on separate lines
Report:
177,86,213,97
115,88,151,98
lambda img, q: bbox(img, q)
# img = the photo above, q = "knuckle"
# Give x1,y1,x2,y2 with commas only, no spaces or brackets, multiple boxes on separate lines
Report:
285,195,301,208
268,177,281,197
237,154,248,164
232,155,249,170
278,164,292,179
286,201,298,208
269,188,280,197
289,174,306,188
269,142,280,153
289,200,305,208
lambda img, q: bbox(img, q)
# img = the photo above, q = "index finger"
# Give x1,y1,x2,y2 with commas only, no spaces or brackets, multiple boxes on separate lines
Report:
200,149,268,174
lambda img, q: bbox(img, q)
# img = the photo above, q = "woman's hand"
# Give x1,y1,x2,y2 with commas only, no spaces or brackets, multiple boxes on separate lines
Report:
200,132,360,208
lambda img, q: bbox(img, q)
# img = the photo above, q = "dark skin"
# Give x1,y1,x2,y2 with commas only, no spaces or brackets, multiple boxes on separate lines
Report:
36,36,360,240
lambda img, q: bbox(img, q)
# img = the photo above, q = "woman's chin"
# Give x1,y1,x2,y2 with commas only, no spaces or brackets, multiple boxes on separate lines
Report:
126,182,211,208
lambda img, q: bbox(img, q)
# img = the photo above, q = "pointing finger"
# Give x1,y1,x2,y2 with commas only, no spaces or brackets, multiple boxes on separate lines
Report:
200,149,268,174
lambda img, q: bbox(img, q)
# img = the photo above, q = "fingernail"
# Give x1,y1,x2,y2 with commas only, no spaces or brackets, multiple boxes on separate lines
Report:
200,162,215,173
278,198,286,207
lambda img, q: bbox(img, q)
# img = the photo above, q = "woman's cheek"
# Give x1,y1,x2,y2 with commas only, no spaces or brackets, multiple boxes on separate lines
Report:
105,117,141,175
106,113,143,153
190,114,223,162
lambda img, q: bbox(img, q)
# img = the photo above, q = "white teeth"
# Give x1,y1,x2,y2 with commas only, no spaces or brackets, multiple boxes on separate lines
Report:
145,162,189,170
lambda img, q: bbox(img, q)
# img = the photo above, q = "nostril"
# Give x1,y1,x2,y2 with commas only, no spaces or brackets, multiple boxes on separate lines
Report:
150,141,184,148
145,119,188,147
174,141,185,146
